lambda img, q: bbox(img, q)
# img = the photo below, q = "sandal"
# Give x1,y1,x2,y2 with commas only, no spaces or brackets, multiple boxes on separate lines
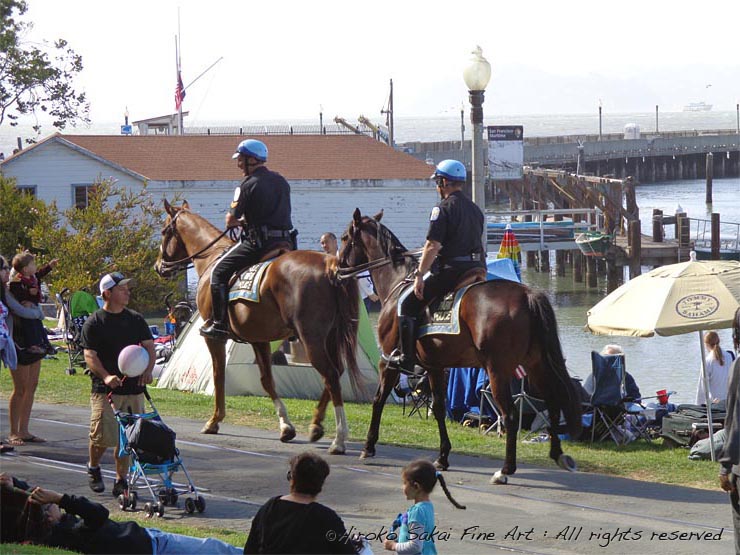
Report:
21,435,46,443
7,437,25,446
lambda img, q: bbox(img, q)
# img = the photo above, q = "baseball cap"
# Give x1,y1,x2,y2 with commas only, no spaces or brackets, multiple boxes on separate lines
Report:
99,272,132,294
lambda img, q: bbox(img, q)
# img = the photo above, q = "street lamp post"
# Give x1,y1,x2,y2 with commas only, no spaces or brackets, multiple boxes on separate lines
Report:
463,46,491,245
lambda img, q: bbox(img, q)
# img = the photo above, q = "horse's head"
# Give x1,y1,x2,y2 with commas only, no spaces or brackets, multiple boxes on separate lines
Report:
339,208,408,269
154,199,192,278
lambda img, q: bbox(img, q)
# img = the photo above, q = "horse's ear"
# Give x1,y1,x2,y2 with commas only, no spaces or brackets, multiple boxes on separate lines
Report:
182,200,190,210
164,199,173,215
373,209,384,222
352,208,362,224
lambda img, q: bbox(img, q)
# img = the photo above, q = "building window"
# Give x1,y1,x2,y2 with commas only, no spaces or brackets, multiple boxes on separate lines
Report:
16,185,37,197
73,184,96,209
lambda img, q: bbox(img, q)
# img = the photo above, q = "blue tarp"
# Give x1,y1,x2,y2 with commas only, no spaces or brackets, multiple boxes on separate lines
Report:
485,257,521,283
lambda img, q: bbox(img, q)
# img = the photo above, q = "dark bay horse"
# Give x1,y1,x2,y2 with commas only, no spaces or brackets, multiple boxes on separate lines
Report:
340,209,581,483
155,200,363,454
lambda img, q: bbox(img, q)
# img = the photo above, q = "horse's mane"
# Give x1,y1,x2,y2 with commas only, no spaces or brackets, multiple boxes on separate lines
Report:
368,218,411,268
177,208,222,235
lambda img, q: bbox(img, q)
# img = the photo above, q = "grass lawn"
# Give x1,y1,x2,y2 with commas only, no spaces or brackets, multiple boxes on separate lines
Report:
1,351,721,493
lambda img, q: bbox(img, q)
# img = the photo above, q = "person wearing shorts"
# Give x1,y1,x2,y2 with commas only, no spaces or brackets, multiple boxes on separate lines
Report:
80,272,155,497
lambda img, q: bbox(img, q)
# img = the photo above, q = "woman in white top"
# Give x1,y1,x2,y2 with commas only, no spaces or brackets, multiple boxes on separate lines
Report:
696,331,734,405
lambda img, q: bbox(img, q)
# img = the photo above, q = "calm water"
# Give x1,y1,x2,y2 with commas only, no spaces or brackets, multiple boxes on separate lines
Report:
521,177,740,405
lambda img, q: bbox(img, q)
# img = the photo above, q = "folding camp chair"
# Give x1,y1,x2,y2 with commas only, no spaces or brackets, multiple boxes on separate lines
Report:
511,376,551,440
478,383,503,435
584,351,651,445
394,373,432,419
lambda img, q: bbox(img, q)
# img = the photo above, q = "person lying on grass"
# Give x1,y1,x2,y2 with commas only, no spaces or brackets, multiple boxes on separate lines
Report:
0,473,241,555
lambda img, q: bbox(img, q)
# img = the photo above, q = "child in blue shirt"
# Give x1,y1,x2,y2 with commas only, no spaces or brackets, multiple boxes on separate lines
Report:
383,460,465,555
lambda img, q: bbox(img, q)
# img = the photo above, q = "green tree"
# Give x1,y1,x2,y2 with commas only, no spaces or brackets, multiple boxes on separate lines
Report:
0,0,90,136
29,179,179,312
0,174,46,257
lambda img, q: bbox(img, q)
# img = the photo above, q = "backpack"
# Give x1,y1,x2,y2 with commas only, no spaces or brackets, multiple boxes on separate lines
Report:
124,417,177,464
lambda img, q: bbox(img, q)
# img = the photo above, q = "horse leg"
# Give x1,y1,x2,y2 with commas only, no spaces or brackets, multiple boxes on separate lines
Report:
202,338,227,434
427,369,452,471
301,338,347,454
309,388,330,443
253,342,296,442
544,395,577,472
360,364,399,460
490,373,517,484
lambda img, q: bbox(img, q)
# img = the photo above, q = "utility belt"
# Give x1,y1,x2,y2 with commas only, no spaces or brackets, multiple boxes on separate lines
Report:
242,225,298,250
441,252,482,264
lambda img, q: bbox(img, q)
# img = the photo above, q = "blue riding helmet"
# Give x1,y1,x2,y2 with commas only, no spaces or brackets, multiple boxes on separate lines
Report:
432,159,466,182
232,139,268,161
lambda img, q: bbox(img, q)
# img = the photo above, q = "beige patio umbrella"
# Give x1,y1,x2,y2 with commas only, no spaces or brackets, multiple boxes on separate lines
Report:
586,254,740,460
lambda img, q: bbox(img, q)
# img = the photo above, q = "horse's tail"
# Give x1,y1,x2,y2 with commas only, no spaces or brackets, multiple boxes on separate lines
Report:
527,289,582,437
329,276,367,401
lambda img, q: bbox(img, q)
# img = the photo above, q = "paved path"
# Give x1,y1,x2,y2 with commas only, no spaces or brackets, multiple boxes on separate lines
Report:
0,402,732,554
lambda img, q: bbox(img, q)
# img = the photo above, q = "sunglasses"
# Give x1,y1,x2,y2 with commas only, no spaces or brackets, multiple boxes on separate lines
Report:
434,176,445,186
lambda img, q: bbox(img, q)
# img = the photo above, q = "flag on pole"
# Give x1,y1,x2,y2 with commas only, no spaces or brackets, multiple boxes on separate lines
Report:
175,71,186,111
497,223,522,281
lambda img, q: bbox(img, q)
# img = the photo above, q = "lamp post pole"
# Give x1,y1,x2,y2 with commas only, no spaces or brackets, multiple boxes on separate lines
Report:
463,46,491,247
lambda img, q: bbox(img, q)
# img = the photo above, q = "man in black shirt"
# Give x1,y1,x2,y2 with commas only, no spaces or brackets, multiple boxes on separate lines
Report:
389,159,485,373
201,139,294,340
80,272,155,496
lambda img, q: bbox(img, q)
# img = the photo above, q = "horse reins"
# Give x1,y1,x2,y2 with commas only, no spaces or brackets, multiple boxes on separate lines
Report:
157,210,232,273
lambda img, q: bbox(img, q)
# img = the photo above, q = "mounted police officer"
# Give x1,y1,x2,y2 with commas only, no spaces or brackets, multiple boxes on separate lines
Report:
389,159,485,373
200,139,294,340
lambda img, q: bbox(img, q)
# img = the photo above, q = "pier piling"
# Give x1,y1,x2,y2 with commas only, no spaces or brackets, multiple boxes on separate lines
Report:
705,153,714,204
711,213,720,260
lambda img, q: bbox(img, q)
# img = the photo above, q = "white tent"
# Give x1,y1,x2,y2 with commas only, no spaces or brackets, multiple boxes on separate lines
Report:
157,314,380,402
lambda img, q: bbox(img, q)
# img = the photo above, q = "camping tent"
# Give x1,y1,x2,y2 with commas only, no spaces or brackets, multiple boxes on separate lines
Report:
156,302,380,402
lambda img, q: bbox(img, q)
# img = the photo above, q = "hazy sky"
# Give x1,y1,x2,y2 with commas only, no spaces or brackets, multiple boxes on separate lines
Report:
16,0,740,127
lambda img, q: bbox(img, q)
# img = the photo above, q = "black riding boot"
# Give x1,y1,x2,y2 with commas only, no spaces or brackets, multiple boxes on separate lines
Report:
200,284,229,340
390,316,417,374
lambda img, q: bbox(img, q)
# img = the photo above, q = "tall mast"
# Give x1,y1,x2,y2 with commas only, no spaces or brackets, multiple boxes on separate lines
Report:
176,9,183,135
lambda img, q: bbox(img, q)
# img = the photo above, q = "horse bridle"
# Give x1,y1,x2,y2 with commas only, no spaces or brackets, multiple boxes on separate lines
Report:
157,209,231,274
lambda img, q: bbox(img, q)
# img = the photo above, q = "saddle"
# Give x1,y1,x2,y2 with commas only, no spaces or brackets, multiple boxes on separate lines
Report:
227,242,293,303
409,267,487,338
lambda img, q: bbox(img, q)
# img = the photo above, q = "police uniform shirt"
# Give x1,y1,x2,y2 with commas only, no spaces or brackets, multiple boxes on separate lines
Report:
229,166,293,229
426,190,484,262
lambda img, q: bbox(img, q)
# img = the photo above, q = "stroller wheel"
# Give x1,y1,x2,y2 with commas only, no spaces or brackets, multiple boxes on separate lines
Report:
168,492,178,506
185,498,195,514
156,501,165,517
66,368,76,376
129,491,138,511
194,495,206,513
118,494,128,511
158,488,168,505
143,502,154,518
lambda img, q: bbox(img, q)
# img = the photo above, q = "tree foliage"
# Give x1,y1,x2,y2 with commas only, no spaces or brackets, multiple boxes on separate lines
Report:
0,0,90,137
0,174,46,256
28,179,179,312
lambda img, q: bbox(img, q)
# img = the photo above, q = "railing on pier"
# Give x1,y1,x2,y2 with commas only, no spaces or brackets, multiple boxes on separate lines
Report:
486,208,601,252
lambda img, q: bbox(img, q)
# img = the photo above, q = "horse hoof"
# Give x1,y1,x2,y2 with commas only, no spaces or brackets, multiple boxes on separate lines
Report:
557,454,577,472
280,427,296,443
308,425,324,443
327,443,346,455
490,471,508,485
201,424,219,434
359,449,375,460
433,459,449,471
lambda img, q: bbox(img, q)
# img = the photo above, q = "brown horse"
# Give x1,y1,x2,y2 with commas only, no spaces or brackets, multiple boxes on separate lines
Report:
339,209,582,483
155,200,363,454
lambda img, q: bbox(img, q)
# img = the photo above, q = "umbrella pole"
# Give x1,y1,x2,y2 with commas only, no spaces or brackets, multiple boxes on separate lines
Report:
698,331,716,462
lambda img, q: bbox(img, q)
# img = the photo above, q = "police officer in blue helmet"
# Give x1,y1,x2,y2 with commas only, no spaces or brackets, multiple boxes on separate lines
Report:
388,159,485,373
200,139,295,340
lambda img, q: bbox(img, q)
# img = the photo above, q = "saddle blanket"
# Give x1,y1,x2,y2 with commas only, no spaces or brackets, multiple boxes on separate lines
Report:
228,260,273,303
416,283,479,338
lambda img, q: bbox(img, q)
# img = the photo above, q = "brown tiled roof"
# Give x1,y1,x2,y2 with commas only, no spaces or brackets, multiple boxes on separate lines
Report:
53,134,433,181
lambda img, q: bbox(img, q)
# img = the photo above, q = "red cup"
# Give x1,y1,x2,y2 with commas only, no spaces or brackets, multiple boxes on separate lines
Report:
656,389,668,405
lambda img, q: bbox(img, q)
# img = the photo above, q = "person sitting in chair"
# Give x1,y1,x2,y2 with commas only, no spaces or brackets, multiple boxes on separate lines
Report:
201,139,295,340
389,159,485,374
584,345,641,401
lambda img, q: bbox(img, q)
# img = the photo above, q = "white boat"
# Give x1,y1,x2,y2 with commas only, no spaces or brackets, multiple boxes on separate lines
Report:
683,102,712,112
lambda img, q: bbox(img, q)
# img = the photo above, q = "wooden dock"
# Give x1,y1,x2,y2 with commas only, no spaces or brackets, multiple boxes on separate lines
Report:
613,234,692,266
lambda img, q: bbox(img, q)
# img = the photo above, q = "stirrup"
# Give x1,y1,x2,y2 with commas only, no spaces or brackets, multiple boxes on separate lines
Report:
200,321,229,340
384,349,420,376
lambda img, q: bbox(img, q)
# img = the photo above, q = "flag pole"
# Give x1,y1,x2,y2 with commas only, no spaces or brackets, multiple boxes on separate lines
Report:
176,8,183,136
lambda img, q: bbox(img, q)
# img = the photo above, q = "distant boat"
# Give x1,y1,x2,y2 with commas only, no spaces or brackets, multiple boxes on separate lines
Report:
683,102,713,112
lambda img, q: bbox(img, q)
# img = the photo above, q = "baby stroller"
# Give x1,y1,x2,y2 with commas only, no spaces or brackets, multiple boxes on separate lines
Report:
56,288,99,375
110,389,205,517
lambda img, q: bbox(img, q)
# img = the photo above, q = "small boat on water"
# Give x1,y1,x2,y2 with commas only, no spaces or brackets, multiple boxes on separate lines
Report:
693,247,740,262
683,102,712,112
575,231,612,257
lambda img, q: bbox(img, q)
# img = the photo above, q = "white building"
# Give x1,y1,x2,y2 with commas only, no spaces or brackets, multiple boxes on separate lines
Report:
1,133,438,250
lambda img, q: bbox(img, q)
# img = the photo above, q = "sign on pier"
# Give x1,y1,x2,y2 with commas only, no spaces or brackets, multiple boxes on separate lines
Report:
487,125,523,180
